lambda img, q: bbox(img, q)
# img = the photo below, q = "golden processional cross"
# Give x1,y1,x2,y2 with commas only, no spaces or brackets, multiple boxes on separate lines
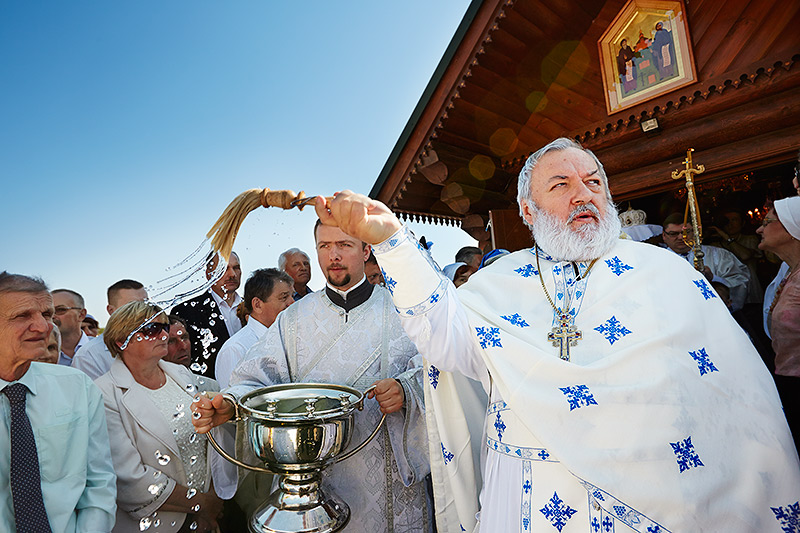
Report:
671,148,706,272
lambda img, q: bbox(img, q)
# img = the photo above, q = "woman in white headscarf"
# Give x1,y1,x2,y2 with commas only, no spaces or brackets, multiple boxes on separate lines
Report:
757,196,800,448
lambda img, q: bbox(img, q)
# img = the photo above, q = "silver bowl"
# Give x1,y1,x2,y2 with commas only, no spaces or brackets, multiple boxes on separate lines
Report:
208,383,384,533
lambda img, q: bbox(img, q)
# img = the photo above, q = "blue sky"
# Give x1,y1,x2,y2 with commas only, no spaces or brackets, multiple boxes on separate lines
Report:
1,1,476,324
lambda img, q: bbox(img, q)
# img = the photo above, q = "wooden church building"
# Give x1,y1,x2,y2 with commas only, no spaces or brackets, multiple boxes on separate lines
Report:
369,0,800,251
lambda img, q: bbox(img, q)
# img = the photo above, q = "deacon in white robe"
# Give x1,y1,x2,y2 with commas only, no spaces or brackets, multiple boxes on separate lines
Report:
194,225,432,533
313,137,800,533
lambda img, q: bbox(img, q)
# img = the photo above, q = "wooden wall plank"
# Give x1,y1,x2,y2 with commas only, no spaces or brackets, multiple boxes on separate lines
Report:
693,0,749,74
741,2,800,64
699,0,781,78
685,0,726,47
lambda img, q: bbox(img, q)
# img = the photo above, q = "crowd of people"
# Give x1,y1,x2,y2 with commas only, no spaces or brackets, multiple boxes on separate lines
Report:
2,138,800,533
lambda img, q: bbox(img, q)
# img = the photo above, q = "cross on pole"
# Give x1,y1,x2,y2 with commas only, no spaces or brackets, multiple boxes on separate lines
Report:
671,148,706,272
671,148,705,187
548,317,582,361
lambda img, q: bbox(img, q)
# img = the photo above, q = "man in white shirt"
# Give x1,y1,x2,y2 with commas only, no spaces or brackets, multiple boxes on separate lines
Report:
308,137,800,532
72,279,147,379
215,268,294,388
172,251,243,378
51,289,89,366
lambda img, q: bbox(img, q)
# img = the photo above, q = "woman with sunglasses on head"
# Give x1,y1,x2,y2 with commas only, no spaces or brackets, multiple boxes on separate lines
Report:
96,301,223,533
757,196,800,450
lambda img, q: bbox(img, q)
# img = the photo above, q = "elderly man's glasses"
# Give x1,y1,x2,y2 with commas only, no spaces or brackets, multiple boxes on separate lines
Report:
54,306,82,315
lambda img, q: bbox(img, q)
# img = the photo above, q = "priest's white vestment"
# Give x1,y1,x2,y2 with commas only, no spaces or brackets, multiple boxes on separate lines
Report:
373,225,800,533
226,283,432,533
663,243,750,311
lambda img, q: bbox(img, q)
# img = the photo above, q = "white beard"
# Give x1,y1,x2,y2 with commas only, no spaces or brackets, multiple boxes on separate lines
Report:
529,202,622,262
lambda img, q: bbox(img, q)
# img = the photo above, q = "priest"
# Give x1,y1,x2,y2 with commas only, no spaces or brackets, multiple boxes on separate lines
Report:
313,137,800,532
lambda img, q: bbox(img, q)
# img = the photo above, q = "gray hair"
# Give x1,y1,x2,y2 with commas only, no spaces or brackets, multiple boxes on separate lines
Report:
516,137,613,228
0,272,49,295
278,248,309,271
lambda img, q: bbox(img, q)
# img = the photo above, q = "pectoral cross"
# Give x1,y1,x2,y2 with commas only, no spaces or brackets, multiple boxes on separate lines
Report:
548,315,582,361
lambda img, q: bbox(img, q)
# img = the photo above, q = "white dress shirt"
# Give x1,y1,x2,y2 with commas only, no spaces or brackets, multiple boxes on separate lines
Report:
214,317,268,389
72,334,113,380
209,290,243,338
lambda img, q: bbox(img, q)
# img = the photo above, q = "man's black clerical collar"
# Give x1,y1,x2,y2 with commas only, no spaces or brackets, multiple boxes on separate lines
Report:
326,277,374,313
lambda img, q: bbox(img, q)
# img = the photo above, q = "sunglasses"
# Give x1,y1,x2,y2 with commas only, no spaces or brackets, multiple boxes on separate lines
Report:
139,322,170,338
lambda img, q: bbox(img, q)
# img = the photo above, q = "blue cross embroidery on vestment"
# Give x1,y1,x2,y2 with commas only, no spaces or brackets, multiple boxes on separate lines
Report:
591,517,601,532
553,264,562,275
559,384,598,411
494,412,507,441
515,264,538,277
594,316,632,345
540,492,577,532
428,365,440,389
772,501,800,533
441,443,454,465
647,526,664,533
602,516,614,532
384,275,397,294
389,238,398,247
538,449,550,460
429,293,440,304
670,436,704,473
521,460,533,532
693,279,717,300
605,257,633,276
475,326,503,349
688,347,719,376
501,313,530,328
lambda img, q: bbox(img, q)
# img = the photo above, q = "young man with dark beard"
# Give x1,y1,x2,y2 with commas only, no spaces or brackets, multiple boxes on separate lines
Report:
193,222,432,533
308,137,800,533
